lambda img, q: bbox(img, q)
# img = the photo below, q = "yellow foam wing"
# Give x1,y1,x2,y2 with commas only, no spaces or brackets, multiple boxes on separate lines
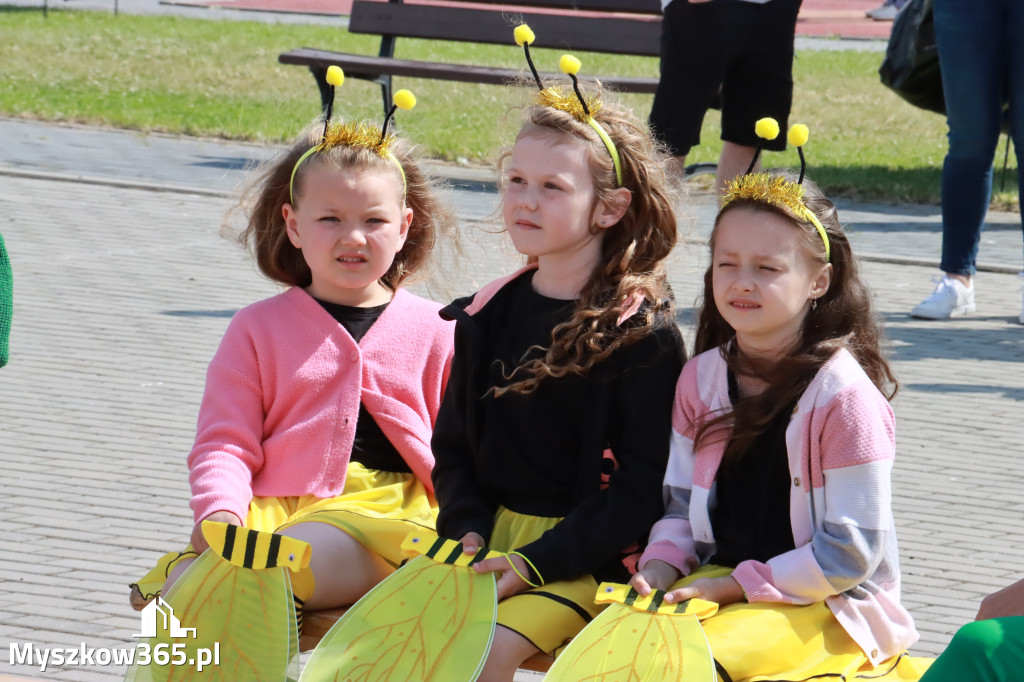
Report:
544,583,718,682
124,525,310,682
299,532,504,682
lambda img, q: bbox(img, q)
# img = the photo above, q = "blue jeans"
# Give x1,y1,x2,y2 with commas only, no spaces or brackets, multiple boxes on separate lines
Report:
934,0,1024,275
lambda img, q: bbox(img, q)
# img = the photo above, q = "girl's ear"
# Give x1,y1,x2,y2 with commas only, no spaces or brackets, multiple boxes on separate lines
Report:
594,187,632,229
282,203,302,249
396,206,413,252
810,262,833,301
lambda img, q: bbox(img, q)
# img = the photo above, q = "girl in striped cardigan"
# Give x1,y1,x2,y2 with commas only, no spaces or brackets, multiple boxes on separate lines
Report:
630,170,927,681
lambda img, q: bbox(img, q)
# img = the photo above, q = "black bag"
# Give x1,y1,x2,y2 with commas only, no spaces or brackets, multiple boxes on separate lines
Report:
878,0,945,115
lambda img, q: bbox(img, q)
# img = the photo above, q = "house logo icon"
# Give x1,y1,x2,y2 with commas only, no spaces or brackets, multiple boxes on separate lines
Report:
133,597,197,639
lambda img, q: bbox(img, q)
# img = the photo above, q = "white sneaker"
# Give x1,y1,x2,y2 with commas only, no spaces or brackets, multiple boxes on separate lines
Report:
870,4,899,20
865,2,890,17
911,275,976,319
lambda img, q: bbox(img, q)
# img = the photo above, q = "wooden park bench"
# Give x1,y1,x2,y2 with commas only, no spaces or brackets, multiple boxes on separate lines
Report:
278,0,664,116
301,606,557,673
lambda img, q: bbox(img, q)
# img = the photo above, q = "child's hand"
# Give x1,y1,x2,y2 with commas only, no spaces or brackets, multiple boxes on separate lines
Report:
458,532,487,555
630,559,681,595
472,552,532,601
190,511,243,554
664,576,744,606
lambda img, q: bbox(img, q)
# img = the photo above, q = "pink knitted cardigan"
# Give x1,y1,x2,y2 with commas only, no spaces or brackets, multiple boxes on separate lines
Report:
187,287,454,524
639,346,918,665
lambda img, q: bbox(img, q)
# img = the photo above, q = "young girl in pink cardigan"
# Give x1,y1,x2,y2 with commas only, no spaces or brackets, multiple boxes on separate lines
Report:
630,156,927,680
130,94,455,620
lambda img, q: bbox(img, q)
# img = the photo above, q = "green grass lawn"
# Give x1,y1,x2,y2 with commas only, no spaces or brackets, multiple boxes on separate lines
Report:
0,6,1018,207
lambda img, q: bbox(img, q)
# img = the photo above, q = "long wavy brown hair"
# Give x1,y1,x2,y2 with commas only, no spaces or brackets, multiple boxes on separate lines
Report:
493,92,682,396
232,121,452,291
693,171,897,468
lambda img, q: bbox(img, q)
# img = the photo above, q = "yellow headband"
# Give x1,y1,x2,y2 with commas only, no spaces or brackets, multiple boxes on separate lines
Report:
532,87,623,187
289,132,407,204
515,26,623,187
288,66,414,204
721,172,830,262
587,117,623,187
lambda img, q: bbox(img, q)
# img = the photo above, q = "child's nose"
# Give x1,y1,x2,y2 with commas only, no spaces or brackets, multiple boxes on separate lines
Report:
518,187,539,210
734,270,755,291
340,227,367,245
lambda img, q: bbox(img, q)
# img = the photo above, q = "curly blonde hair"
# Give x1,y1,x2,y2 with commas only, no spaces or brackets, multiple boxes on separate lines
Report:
232,121,453,291
493,91,682,396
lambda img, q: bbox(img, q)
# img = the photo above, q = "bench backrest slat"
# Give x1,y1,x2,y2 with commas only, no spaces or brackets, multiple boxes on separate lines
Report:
349,2,663,58
449,0,661,14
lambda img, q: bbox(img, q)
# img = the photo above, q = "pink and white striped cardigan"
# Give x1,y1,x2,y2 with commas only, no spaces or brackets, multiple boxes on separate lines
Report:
639,346,918,665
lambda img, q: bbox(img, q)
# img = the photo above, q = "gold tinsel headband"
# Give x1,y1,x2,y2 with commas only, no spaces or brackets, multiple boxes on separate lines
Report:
720,119,830,261
289,66,415,203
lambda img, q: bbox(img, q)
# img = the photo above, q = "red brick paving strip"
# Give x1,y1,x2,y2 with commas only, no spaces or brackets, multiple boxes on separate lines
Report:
171,0,895,39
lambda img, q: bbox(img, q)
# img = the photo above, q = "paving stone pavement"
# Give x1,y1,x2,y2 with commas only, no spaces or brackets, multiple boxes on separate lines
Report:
0,120,1022,680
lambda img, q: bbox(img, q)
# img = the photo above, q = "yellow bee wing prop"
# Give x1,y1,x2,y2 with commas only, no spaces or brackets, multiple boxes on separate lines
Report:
124,523,311,682
200,519,312,573
299,532,505,682
543,583,718,682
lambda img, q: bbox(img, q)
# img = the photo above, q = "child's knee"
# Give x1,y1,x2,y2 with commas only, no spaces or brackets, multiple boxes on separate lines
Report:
477,626,539,682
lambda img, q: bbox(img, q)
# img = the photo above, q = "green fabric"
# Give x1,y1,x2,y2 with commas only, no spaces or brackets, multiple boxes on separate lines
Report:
920,617,1024,682
0,232,11,368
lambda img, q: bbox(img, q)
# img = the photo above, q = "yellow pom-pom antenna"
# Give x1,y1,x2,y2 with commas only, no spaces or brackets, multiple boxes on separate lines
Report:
755,117,780,141
516,24,544,90
319,66,346,143
325,65,345,88
743,117,780,175
514,23,535,46
788,123,811,183
559,54,582,76
558,53,592,117
788,124,809,147
393,89,416,111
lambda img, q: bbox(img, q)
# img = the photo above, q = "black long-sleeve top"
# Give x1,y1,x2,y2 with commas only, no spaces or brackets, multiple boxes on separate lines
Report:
431,270,686,585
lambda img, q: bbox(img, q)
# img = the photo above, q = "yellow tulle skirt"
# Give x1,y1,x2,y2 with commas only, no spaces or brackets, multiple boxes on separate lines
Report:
488,506,606,655
673,565,932,682
130,462,436,605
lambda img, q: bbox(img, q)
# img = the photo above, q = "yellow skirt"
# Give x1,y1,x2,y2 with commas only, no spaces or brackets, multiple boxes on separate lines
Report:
674,565,931,682
130,462,436,606
487,506,606,655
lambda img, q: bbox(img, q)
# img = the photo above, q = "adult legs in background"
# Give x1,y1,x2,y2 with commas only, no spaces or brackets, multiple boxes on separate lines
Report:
716,141,760,193
649,0,802,194
716,0,801,193
912,0,1005,318
1006,0,1024,270
934,0,1004,280
649,0,732,177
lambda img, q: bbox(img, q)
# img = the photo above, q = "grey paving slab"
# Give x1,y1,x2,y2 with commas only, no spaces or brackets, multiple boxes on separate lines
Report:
2,117,1021,275
0,120,1022,680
